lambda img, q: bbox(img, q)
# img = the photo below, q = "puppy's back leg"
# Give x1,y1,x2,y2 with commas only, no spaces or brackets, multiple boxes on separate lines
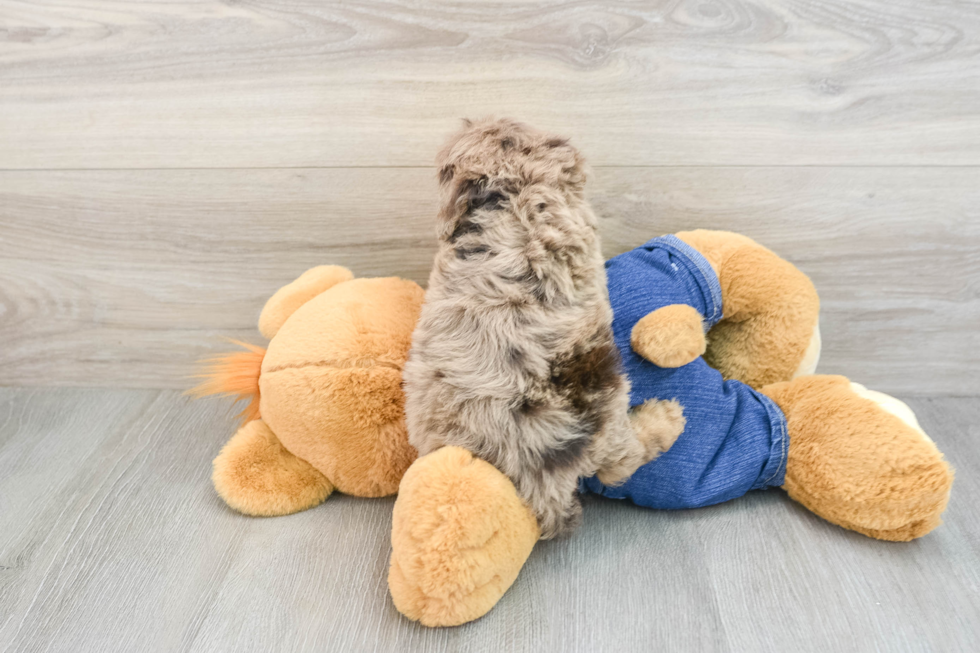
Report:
594,400,685,486
521,468,584,540
632,398,685,457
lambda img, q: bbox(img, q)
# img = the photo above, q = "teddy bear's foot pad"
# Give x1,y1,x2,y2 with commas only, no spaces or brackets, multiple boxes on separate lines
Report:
388,446,539,627
212,419,334,516
764,375,953,541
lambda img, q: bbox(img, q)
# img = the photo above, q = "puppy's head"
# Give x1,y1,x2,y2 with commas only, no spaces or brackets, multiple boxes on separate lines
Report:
433,118,592,253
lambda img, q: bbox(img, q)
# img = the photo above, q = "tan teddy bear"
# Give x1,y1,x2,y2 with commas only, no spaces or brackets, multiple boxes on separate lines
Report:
192,266,422,515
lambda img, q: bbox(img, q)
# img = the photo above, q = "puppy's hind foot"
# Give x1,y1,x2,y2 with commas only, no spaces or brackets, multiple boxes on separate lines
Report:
632,398,686,462
594,400,684,487
534,494,583,540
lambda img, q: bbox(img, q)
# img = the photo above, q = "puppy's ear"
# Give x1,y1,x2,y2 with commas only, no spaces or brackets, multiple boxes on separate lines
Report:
438,163,454,186
437,176,479,241
438,176,508,242
545,137,589,196
435,118,477,183
434,127,465,240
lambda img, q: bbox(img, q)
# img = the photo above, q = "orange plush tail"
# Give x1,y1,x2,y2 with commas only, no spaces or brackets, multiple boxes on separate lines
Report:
188,340,266,424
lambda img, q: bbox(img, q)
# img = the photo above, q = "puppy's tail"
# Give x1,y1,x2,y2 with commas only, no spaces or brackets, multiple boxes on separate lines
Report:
187,339,266,424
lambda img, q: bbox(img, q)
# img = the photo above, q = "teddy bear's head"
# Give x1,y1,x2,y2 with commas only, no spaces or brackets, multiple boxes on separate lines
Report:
258,276,424,497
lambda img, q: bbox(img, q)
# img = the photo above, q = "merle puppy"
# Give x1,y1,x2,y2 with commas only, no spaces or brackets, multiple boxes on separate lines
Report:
403,118,684,538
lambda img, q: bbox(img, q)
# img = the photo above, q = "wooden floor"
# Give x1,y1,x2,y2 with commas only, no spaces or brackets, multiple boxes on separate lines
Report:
3,0,980,650
0,388,977,652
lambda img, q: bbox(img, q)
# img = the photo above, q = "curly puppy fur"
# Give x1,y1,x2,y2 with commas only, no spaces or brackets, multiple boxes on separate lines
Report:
403,118,668,539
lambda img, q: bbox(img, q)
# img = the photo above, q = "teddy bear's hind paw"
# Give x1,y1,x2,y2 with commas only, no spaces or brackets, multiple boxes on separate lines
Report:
389,446,539,626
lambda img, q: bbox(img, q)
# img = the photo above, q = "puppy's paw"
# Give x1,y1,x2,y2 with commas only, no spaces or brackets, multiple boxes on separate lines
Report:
632,398,686,461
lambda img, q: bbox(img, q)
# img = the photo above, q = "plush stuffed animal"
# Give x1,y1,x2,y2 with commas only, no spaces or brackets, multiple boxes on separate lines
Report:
387,229,955,627
191,234,954,629
192,266,423,516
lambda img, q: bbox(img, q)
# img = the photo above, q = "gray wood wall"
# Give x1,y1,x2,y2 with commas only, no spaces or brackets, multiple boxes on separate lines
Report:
2,0,978,395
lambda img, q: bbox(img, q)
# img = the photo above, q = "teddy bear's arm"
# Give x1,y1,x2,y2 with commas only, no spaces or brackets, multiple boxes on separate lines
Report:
258,265,354,339
212,419,334,515
630,304,707,368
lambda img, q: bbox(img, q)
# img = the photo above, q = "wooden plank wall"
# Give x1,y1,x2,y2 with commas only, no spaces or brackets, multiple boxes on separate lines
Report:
1,0,978,394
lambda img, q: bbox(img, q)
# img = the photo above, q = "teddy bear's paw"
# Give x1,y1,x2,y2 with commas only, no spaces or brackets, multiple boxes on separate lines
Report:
212,419,334,516
763,375,953,541
388,446,539,627
630,304,706,368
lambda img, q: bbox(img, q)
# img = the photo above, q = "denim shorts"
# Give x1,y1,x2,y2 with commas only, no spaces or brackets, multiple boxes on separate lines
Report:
581,235,788,509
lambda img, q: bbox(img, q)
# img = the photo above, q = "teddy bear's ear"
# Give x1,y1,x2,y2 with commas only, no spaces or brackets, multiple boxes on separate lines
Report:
258,266,354,339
